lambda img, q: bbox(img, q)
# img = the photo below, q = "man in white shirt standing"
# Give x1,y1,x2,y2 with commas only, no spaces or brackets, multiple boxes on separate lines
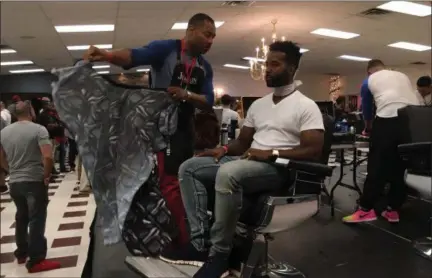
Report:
220,94,239,126
343,59,419,224
0,101,11,127
160,41,325,278
416,75,431,106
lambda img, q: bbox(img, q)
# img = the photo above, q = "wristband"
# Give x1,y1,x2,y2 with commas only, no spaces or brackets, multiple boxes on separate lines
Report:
106,52,113,62
222,145,228,154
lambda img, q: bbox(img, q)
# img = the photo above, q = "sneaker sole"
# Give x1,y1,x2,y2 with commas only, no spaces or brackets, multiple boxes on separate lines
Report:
158,256,229,278
159,255,204,267
343,217,377,223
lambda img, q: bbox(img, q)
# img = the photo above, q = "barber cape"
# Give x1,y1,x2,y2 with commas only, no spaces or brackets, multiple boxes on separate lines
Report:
51,61,178,251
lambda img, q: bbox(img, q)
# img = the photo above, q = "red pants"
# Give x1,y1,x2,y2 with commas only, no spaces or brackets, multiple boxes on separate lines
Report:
156,152,189,245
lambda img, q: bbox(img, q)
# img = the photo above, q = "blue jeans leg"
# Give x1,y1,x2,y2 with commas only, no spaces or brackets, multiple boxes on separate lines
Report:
209,160,286,255
178,156,236,251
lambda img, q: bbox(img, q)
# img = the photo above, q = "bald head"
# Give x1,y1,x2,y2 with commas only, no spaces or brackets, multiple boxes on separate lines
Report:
14,101,32,119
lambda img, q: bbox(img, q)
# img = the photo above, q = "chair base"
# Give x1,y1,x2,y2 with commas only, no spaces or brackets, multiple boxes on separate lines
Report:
268,263,306,277
267,256,306,278
413,237,432,261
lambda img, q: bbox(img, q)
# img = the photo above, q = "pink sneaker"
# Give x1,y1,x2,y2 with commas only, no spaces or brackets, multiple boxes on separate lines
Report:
381,210,399,223
342,209,377,223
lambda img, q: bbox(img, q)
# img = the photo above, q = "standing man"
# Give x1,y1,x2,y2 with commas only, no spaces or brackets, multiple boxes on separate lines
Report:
416,75,431,106
343,60,419,224
37,98,67,174
0,101,60,273
84,13,215,247
1,101,12,126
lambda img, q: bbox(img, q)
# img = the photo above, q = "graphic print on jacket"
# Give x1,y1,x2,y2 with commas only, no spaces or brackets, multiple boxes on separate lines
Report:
51,61,178,245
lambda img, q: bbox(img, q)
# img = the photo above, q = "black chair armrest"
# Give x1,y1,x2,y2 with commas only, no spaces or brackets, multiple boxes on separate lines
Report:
398,142,432,153
274,158,333,177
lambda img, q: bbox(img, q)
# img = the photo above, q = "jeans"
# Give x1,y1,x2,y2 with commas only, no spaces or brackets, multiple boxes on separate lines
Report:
179,156,287,255
9,181,48,268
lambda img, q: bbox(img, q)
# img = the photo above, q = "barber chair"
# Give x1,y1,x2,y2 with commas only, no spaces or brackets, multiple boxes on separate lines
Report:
398,105,432,261
237,115,334,278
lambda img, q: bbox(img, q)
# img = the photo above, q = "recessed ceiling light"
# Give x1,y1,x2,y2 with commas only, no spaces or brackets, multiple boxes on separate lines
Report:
136,68,150,72
92,65,110,69
377,1,431,17
171,21,225,30
97,71,109,74
224,64,249,70
1,49,16,54
1,60,33,66
310,28,360,39
55,24,115,33
388,41,431,52
338,55,371,62
67,44,112,51
9,68,44,74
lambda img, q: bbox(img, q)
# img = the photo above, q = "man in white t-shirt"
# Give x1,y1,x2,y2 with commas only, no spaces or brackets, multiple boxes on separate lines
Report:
220,94,239,126
160,41,324,278
0,101,11,127
343,60,419,225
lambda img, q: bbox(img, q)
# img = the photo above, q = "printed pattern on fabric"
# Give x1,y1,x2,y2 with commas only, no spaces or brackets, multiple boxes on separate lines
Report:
51,61,178,245
122,169,178,256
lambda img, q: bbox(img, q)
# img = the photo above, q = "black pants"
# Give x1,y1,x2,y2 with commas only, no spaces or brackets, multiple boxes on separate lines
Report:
58,142,67,171
68,138,78,169
9,181,48,269
360,116,407,211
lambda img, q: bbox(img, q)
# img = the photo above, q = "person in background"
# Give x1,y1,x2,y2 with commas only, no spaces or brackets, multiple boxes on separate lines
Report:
1,101,12,126
343,59,419,224
66,129,78,172
37,98,67,174
8,95,21,123
83,13,216,249
220,94,239,126
416,75,431,106
0,113,9,194
0,101,61,273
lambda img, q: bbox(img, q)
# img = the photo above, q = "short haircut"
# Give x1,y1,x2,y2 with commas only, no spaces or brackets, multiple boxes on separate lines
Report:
221,94,233,105
188,13,215,28
268,41,302,70
367,59,385,71
417,75,431,87
14,101,31,117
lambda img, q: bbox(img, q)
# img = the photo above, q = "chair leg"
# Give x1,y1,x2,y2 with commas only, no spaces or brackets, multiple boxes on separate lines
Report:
240,234,266,278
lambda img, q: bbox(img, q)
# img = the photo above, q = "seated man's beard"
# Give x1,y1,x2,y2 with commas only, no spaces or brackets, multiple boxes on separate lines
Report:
266,71,290,88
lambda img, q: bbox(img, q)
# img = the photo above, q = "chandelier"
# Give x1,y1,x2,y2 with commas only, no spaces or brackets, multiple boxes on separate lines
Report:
249,19,286,80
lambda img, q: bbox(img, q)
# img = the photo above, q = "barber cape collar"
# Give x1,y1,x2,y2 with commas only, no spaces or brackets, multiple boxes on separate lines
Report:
273,80,303,97
51,61,178,245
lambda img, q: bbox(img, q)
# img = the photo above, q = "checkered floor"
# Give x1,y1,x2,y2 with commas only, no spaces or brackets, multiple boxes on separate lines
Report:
1,172,95,278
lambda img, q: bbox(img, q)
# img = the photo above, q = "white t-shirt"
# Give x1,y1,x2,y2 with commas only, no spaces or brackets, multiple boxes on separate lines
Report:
367,70,419,118
243,91,324,150
417,92,431,106
0,109,11,126
221,107,239,126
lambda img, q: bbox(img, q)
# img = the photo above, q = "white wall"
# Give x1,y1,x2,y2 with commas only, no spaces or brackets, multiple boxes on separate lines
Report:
213,66,431,101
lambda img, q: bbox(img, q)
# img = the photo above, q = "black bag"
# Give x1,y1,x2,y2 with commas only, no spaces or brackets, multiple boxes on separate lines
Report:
122,168,178,256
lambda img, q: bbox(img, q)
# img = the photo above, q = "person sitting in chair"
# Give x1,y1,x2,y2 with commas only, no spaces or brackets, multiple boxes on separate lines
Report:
160,41,325,278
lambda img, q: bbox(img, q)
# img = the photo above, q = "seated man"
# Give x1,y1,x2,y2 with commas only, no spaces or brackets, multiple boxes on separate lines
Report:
160,41,325,278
